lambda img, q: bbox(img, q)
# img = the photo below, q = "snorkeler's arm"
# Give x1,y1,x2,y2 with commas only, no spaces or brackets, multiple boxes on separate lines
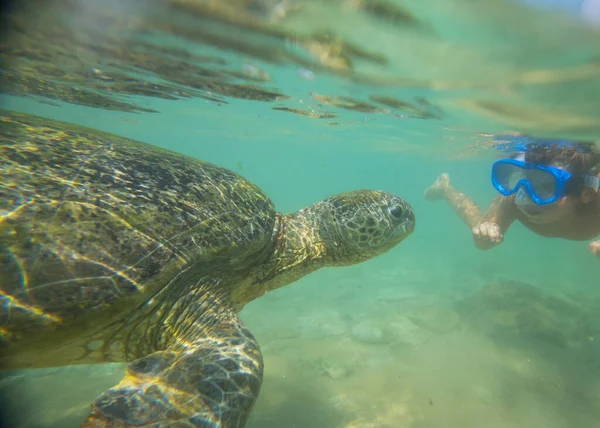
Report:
471,195,517,250
482,195,518,233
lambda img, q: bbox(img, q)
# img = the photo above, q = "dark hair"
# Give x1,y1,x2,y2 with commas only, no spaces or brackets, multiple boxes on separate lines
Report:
507,139,600,197
522,140,600,176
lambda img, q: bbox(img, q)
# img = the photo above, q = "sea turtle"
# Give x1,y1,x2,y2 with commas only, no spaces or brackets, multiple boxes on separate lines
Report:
0,109,415,427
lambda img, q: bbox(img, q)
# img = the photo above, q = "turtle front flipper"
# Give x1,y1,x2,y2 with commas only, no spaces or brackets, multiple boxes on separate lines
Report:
81,312,263,428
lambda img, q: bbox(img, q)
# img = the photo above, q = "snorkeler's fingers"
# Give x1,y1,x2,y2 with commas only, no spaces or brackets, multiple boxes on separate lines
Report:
472,224,484,240
472,222,504,250
472,222,503,245
589,241,600,257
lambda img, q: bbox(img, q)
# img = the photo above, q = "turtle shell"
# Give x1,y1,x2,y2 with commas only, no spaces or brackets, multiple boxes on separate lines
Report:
0,110,275,348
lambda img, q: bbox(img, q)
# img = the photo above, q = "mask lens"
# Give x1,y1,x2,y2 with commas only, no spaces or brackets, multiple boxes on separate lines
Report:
493,162,525,192
525,169,557,201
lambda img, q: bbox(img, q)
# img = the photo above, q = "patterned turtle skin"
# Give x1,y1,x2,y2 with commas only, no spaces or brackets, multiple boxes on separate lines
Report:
0,109,415,427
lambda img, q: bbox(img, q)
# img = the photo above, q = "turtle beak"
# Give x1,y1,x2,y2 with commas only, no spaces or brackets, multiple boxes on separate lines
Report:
404,209,416,235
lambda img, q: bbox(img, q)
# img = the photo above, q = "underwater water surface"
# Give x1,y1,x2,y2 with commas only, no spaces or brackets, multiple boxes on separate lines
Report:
2,0,600,427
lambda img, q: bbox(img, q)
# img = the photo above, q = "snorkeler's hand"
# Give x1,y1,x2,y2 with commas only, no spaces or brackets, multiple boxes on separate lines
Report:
472,222,503,250
589,240,600,258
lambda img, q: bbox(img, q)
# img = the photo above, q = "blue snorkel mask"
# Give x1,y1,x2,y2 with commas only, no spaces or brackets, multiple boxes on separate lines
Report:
491,135,600,206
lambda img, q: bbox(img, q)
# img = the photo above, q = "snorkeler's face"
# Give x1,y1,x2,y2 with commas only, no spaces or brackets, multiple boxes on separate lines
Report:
515,191,577,224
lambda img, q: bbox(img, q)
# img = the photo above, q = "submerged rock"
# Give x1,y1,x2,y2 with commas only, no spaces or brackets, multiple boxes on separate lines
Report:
351,320,390,345
319,359,352,380
389,316,427,348
296,308,347,339
455,279,590,350
406,303,460,334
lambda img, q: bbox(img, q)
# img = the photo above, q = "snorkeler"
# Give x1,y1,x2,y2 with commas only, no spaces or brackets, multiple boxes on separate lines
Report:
424,136,600,257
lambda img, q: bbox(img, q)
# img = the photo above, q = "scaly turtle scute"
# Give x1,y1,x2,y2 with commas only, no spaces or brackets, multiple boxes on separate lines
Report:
0,109,415,428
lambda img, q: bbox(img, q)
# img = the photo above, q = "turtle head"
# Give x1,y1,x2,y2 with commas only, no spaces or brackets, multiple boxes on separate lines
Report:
309,190,415,266
242,190,414,305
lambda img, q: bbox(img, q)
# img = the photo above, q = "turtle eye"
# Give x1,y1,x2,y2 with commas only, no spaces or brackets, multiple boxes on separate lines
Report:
388,205,404,218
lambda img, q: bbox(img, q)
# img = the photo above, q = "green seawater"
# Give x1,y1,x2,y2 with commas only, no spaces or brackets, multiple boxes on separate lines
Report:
2,0,600,427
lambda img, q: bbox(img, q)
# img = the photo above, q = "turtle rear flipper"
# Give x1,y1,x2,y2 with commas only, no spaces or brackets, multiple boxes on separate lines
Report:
81,312,263,427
